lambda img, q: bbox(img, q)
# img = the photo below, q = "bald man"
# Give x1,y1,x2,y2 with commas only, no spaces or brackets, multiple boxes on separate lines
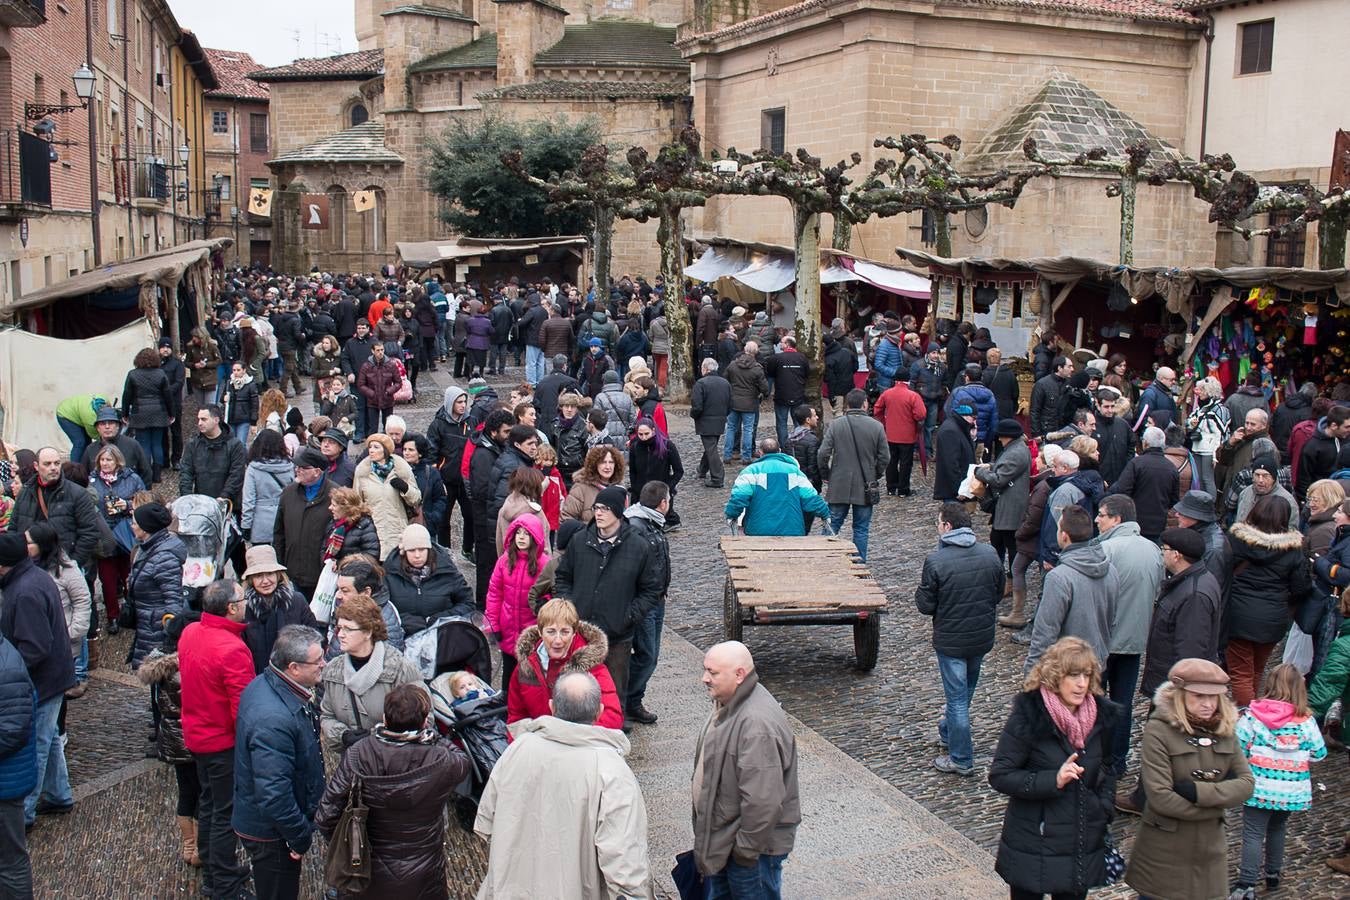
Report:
1134,366,1178,433
692,642,800,894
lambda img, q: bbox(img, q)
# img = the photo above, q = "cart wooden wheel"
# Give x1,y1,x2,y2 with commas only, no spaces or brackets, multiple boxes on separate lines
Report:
723,574,744,641
853,612,880,671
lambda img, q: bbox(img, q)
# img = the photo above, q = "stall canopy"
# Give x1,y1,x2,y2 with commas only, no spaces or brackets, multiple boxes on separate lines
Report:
686,237,931,298
396,236,588,269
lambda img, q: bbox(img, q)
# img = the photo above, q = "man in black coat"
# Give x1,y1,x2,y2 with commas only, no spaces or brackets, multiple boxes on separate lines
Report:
0,533,75,827
1091,389,1135,486
944,322,973,391
340,321,376,441
469,410,514,608
533,355,580,430
553,485,662,717
271,301,306,397
933,405,976,502
1172,491,1232,602
0,631,35,895
1029,356,1072,438
915,503,1005,776
690,358,732,488
8,448,102,572
1270,383,1315,462
981,348,1020,421
763,335,809,448
82,404,153,483
331,294,358,344
272,450,335,599
158,338,188,468
1106,426,1179,542
822,333,857,422
179,406,246,507
488,425,539,528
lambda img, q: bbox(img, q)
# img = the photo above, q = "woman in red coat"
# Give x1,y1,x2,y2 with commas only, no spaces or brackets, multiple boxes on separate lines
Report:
507,598,623,730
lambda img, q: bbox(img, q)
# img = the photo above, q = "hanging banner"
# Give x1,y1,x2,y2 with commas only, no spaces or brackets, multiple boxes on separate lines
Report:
247,187,273,218
300,194,330,230
353,190,377,213
992,284,1015,328
936,278,957,319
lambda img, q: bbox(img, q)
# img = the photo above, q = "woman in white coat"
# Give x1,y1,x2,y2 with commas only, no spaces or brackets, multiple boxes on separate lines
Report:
352,432,422,558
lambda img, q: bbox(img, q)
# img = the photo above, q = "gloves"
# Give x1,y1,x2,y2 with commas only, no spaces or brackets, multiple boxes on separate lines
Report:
389,475,409,494
340,728,369,749
1172,779,1197,803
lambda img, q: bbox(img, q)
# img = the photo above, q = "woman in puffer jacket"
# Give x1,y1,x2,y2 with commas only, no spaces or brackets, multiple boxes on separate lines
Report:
25,523,90,694
382,524,473,638
127,502,187,669
122,346,175,482
487,515,549,689
324,486,383,563
137,611,202,868
241,429,295,545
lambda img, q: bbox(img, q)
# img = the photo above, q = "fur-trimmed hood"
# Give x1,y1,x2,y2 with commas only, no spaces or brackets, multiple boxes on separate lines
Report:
1229,521,1304,554
136,650,179,686
1149,681,1236,737
514,621,609,687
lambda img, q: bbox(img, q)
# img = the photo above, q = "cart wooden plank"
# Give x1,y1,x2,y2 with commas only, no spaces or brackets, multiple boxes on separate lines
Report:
721,536,850,550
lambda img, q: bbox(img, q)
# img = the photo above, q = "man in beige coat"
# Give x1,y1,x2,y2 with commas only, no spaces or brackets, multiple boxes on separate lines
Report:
693,642,800,896
475,671,651,899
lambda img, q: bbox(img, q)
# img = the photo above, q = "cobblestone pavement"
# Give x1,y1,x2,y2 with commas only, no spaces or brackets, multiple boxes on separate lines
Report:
35,361,1350,897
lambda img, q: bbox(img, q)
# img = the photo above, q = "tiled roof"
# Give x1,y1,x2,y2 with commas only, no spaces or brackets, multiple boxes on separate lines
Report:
535,22,685,70
382,4,477,21
268,122,404,166
683,0,1197,44
964,74,1182,169
249,49,384,83
480,79,691,101
408,34,499,72
203,48,269,101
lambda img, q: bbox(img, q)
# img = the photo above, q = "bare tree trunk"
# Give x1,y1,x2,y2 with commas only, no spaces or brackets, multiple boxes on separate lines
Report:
831,213,852,251
1319,204,1349,270
792,205,824,408
592,205,614,304
934,211,952,258
1118,175,1137,265
658,206,692,403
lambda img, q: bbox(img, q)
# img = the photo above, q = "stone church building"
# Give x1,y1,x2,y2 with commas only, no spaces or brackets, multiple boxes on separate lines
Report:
253,0,1262,278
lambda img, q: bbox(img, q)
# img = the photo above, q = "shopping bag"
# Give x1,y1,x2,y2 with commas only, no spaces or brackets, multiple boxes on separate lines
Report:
310,559,339,624
1283,623,1314,675
393,377,413,404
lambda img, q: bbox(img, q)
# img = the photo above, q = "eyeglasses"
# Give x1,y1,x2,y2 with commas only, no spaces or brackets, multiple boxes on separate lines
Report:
334,625,365,635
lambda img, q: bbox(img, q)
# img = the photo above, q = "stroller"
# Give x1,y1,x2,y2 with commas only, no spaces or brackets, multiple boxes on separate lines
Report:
429,671,509,832
172,495,240,609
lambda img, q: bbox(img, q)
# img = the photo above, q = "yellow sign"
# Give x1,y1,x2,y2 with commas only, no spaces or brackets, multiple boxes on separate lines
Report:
353,190,377,213
247,187,272,218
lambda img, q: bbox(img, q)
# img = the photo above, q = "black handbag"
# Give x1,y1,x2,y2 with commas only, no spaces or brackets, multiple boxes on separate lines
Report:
1293,588,1330,636
843,417,881,507
324,776,371,893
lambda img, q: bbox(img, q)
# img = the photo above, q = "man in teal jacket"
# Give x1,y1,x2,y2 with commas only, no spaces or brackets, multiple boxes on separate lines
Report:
724,438,831,536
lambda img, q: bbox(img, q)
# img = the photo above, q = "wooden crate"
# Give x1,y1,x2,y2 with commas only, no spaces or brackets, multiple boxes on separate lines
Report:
719,535,888,613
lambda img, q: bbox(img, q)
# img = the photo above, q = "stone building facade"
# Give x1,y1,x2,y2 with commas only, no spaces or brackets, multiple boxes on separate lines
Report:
255,0,692,277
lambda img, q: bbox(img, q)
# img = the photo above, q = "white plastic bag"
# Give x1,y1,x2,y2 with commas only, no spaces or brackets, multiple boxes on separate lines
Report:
1283,623,1314,675
309,559,339,624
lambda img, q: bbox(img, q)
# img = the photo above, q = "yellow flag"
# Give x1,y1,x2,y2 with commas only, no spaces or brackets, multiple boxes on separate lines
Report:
353,190,377,213
248,187,273,217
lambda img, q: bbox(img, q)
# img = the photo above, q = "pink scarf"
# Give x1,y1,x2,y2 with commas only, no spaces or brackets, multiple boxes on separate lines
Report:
1039,686,1098,750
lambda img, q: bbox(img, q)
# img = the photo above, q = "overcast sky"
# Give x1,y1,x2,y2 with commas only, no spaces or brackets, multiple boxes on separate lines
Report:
173,0,359,67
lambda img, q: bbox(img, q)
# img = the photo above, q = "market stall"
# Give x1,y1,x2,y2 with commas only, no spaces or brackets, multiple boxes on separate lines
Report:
896,249,1350,394
396,236,587,288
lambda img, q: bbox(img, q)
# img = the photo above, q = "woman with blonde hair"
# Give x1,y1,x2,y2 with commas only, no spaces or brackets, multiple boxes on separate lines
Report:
560,445,625,526
1186,376,1230,497
990,637,1119,899
324,486,382,563
1305,478,1346,558
256,387,289,436
353,433,422,557
1125,658,1253,900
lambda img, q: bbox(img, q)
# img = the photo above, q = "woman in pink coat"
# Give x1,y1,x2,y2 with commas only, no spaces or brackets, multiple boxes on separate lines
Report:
485,514,550,688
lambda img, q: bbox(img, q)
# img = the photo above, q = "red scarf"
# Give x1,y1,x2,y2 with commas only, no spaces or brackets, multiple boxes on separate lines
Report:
1039,686,1098,750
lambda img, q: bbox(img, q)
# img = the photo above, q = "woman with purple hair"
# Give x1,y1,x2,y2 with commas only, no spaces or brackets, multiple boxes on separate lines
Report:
627,417,683,530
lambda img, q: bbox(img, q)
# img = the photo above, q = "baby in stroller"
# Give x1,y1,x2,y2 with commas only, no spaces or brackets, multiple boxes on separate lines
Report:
430,670,509,831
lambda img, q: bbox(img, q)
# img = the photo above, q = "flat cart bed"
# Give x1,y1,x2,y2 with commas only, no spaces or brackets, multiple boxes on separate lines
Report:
719,535,887,670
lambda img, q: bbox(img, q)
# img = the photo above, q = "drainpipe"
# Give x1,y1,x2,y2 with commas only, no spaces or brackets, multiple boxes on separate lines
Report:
122,0,134,250
85,0,101,265
1199,14,1215,159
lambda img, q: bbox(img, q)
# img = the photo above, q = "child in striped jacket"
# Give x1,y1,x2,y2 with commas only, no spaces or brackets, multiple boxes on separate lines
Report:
1231,664,1328,898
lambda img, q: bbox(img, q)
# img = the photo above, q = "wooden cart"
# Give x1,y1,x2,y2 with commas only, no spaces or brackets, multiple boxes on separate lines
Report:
719,535,888,671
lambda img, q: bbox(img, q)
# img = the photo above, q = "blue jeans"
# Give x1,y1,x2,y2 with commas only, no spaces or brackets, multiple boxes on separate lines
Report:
936,652,984,768
724,410,758,461
24,695,72,824
75,637,88,683
214,364,231,403
708,852,787,900
436,319,451,358
232,422,251,447
922,403,939,455
1104,653,1140,775
526,345,546,385
828,502,874,561
628,600,666,708
135,426,166,469
773,403,792,449
56,416,89,462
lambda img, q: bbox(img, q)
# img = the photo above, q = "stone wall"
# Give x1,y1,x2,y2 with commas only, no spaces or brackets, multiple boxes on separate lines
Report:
383,10,477,110
269,81,371,154
495,1,568,86
413,70,497,109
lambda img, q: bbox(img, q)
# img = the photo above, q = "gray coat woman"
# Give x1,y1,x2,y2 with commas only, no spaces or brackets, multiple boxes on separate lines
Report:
976,432,1032,532
818,409,889,507
241,434,295,544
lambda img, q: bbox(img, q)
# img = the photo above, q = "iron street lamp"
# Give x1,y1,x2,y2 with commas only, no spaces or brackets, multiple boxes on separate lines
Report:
25,64,96,121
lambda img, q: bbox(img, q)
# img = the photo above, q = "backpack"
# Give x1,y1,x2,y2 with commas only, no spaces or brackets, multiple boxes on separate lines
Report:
460,426,483,482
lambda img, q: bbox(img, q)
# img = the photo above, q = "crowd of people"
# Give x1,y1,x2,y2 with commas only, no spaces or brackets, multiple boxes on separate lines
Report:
3,262,1350,899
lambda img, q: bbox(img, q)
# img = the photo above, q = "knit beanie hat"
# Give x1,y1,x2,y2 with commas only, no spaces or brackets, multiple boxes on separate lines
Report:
133,502,173,534
592,485,629,515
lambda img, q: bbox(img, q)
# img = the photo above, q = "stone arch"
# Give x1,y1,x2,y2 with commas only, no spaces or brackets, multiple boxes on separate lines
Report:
343,97,369,130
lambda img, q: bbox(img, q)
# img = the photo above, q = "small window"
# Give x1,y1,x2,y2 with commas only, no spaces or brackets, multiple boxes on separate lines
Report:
212,110,228,133
1266,208,1306,267
107,0,118,35
760,108,785,155
249,113,268,153
251,177,270,191
350,104,369,127
217,175,231,200
920,209,937,246
1239,20,1274,75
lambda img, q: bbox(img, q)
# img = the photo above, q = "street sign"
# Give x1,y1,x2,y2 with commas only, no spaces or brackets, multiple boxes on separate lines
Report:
19,219,29,247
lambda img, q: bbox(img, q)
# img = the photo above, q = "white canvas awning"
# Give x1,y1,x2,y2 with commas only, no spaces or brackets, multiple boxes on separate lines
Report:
685,236,931,297
838,255,932,299
684,247,749,282
396,236,588,270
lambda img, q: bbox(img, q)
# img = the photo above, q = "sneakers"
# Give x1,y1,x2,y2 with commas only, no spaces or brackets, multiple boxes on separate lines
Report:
627,703,658,725
932,754,974,776
1226,886,1254,900
1114,792,1143,815
35,799,73,816
1265,875,1280,890
1010,629,1032,645
997,614,1026,629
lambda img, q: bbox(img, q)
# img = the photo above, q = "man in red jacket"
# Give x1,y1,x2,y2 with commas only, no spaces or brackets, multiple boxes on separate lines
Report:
873,378,928,496
178,580,253,900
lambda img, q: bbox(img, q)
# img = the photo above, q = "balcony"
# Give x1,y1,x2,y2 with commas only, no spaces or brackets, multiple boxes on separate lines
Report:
0,0,45,27
132,158,169,209
0,130,52,221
